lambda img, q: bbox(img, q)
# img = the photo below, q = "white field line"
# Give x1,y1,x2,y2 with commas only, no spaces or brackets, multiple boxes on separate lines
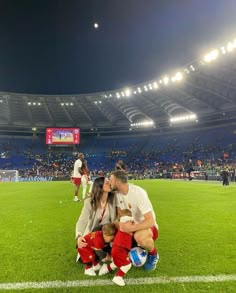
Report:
0,274,236,290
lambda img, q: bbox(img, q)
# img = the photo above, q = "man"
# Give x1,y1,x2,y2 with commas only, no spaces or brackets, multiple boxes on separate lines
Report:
115,159,126,172
109,170,159,271
72,153,84,201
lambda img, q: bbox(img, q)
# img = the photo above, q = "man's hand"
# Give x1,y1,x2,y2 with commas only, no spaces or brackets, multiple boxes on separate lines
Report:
77,236,87,248
119,221,136,233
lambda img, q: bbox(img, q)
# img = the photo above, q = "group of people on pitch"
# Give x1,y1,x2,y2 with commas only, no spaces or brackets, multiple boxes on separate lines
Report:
73,153,159,287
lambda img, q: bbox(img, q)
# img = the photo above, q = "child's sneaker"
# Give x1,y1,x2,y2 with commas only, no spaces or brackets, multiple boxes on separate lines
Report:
98,264,109,276
112,276,125,286
93,263,101,271
84,267,96,276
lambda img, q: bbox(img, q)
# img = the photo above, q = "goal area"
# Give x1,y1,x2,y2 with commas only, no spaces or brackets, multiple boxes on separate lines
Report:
0,170,19,182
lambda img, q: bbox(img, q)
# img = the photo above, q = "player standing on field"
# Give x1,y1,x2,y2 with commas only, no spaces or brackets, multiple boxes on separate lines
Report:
72,153,84,202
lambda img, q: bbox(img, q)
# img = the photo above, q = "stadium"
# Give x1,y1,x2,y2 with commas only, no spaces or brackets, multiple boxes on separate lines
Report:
1,1,236,292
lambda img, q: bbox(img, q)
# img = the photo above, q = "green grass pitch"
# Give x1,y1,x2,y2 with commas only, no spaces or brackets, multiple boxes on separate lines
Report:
0,180,236,292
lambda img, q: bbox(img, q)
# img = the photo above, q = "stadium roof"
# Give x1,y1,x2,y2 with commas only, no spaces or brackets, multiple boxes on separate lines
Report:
1,48,236,135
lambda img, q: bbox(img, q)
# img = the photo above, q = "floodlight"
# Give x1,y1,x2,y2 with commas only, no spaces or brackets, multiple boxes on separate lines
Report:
170,113,197,123
137,87,142,93
125,88,131,97
130,120,154,127
153,81,158,89
220,47,226,54
163,76,169,85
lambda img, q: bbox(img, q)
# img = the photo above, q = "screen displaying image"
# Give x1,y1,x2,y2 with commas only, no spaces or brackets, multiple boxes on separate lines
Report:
46,128,80,145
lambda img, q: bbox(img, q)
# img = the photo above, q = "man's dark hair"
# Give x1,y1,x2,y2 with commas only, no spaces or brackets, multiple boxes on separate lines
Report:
111,170,128,183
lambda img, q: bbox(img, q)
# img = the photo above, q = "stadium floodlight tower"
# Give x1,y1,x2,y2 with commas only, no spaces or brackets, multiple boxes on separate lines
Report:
0,170,19,182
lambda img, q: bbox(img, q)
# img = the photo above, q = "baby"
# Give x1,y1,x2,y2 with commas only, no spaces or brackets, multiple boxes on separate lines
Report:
77,223,116,276
99,209,134,286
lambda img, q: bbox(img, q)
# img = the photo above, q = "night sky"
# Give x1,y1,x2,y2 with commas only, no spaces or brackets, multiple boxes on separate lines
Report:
0,0,235,95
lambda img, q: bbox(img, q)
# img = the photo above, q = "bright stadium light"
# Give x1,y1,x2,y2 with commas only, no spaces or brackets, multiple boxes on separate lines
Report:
153,81,158,89
203,49,219,63
226,41,236,52
144,85,148,91
137,87,142,93
221,46,226,54
130,120,154,127
163,76,169,85
116,92,120,98
125,88,131,97
170,113,197,123
171,72,183,83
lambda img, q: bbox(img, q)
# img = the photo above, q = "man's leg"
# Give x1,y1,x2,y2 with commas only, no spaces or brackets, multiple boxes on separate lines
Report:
73,178,81,201
134,227,159,271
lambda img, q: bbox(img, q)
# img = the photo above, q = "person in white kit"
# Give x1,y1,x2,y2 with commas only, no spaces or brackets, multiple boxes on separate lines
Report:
109,170,159,271
72,153,84,202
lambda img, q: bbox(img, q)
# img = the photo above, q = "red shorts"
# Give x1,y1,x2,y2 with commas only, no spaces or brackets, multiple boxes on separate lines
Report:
72,177,81,186
132,226,159,248
151,226,158,241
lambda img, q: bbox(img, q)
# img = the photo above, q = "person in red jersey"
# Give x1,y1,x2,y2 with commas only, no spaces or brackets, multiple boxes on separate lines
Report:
77,223,116,276
99,209,133,286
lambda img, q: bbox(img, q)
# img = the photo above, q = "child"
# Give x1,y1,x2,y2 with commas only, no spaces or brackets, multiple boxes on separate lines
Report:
77,223,116,276
99,209,134,286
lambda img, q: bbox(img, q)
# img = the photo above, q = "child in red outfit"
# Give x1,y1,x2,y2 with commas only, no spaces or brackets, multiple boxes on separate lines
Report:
78,223,116,276
99,209,133,286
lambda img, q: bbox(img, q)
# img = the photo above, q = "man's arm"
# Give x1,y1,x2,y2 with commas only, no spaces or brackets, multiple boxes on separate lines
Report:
119,211,154,233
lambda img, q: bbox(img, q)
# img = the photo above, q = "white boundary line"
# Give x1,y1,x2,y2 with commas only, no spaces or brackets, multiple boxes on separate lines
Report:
0,274,236,290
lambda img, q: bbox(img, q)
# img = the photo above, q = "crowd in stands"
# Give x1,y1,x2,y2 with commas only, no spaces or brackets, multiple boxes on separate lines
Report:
1,126,236,181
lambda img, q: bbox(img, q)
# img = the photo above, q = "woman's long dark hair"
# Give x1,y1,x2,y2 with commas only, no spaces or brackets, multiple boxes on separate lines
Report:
90,176,114,211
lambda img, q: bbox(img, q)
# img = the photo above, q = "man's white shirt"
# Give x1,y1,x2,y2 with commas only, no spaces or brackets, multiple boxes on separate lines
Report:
116,183,157,226
73,159,82,178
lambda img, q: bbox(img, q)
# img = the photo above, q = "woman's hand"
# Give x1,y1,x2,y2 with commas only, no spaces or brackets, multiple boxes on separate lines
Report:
77,236,87,248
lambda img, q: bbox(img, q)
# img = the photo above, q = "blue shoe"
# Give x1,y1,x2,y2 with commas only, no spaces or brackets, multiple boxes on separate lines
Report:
144,253,159,271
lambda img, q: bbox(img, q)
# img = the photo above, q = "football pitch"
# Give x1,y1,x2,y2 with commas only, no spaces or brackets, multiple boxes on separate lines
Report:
0,180,236,292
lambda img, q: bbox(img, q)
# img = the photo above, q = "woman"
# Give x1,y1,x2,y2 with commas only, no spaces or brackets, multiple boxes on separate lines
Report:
75,176,117,249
